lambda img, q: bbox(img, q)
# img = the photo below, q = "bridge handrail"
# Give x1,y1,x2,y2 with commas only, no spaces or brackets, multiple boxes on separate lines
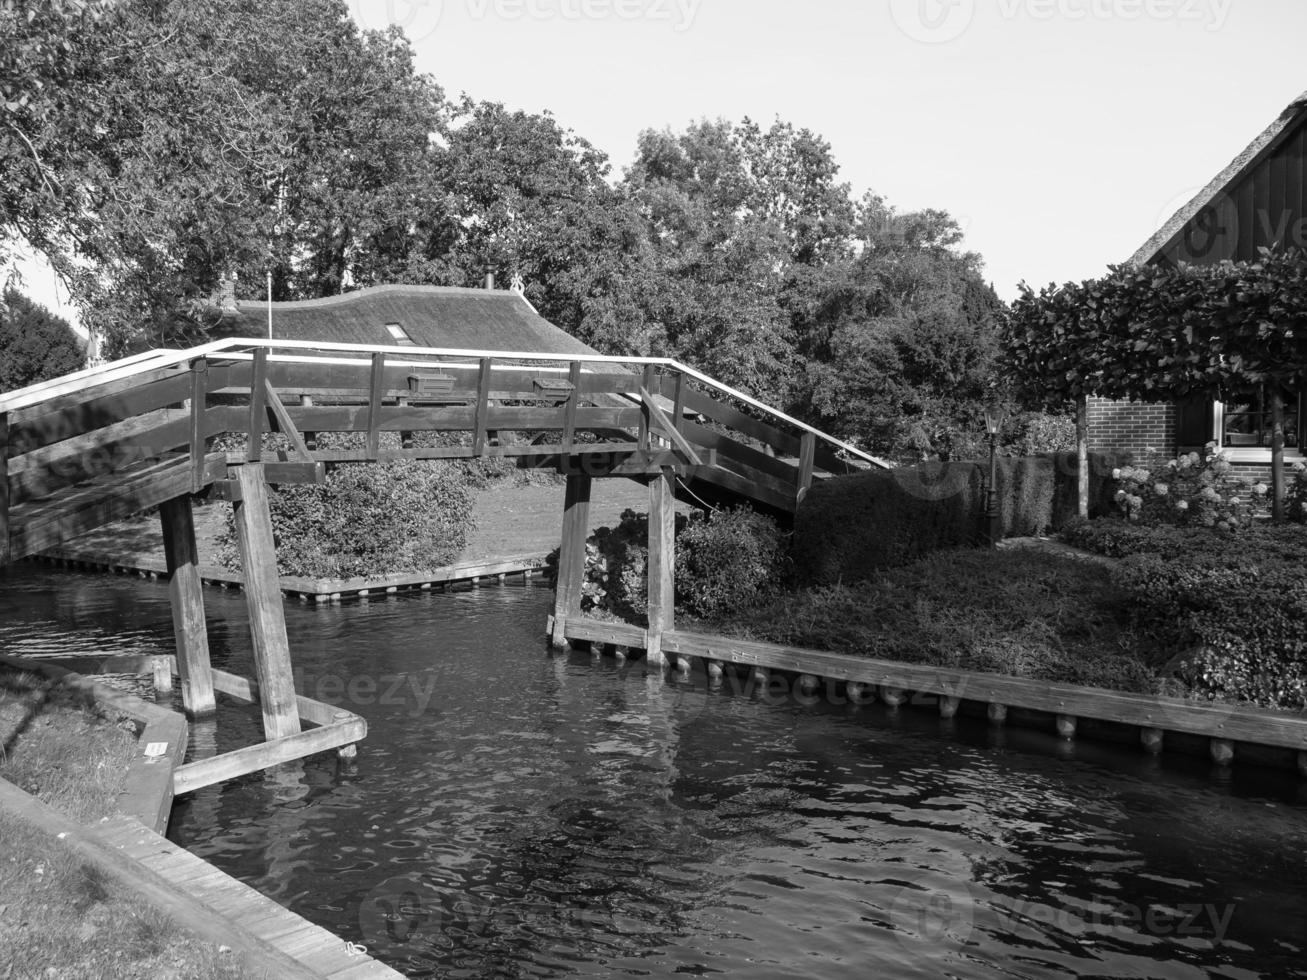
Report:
0,337,887,468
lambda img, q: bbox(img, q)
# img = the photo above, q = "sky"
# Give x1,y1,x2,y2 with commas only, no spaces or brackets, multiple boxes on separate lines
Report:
17,0,1307,327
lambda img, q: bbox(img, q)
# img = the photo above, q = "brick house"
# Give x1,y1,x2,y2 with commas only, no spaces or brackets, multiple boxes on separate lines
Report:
1088,89,1307,475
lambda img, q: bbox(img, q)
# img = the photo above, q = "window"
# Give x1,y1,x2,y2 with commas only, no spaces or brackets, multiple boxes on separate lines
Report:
1220,386,1300,449
384,322,415,346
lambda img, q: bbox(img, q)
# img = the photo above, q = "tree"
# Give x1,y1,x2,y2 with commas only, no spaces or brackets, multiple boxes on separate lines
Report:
0,289,84,392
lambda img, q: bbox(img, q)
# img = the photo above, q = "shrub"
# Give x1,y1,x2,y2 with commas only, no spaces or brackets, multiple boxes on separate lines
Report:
219,460,475,579
1059,517,1228,561
1111,525,1307,709
674,507,786,616
1011,412,1077,455
1112,443,1264,529
791,451,1127,586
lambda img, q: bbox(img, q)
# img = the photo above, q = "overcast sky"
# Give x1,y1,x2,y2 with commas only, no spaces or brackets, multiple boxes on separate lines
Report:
20,0,1307,326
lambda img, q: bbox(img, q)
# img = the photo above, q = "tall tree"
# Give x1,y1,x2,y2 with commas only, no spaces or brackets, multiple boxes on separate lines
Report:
0,289,84,391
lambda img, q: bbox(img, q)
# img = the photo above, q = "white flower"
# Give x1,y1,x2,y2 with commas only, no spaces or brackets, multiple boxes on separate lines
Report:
1253,483,1269,496
1112,468,1122,480
1201,487,1220,502
1154,483,1169,496
1176,500,1190,511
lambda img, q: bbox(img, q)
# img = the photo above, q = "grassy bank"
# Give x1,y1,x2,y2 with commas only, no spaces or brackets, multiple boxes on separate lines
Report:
0,669,253,980
693,549,1173,698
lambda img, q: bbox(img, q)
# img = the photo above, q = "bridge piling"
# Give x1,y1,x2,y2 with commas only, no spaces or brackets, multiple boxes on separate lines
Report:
232,464,302,739
645,466,675,665
160,495,216,717
551,474,592,650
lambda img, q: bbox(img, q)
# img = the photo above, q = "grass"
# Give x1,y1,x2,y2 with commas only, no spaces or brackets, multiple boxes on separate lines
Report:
0,669,258,980
694,548,1168,696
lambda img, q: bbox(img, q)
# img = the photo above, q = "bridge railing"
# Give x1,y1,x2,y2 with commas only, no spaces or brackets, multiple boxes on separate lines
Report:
1,338,885,561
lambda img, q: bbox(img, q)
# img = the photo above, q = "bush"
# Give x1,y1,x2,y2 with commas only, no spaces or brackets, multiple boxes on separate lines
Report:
219,460,475,579
1113,443,1265,529
550,505,783,621
1059,517,1225,561
674,507,786,617
791,451,1127,586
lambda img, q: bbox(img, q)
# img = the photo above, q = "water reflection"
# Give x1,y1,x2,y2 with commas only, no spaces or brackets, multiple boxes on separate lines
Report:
1,566,1306,978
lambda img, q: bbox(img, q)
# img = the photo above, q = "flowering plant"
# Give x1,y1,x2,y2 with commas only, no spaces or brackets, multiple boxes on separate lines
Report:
1112,443,1263,530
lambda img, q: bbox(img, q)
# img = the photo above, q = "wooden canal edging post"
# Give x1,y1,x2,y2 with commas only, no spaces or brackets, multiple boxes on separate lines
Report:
231,463,301,739
645,466,676,666
159,495,216,717
551,473,592,650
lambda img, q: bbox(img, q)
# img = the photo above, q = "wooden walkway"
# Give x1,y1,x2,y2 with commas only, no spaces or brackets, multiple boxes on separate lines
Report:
0,777,401,978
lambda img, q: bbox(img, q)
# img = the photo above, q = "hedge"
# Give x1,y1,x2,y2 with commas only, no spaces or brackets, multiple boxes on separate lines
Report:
791,452,1127,586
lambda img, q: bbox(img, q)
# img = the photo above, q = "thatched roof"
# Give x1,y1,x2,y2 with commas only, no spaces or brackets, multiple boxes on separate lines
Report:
216,284,599,357
1130,89,1307,266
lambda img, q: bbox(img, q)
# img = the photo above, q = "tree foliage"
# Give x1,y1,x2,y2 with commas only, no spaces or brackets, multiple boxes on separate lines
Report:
0,289,84,392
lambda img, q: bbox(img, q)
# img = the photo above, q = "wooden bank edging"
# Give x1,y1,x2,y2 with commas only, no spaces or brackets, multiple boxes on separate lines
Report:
28,547,548,601
0,779,402,979
557,617,1307,774
0,653,186,833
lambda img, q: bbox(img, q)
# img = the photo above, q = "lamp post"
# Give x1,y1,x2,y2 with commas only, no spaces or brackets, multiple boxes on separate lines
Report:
983,404,1005,548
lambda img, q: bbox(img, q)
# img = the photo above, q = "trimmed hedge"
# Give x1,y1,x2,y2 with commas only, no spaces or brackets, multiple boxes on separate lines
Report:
792,452,1127,585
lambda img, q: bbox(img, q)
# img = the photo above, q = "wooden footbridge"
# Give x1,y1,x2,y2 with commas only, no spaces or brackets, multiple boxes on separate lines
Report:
0,338,878,778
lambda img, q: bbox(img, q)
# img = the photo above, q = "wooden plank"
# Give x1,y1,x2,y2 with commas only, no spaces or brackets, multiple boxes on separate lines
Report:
684,463,795,514
365,352,386,460
659,630,1307,750
261,461,326,485
562,361,581,452
678,385,801,456
231,463,301,740
551,474,591,649
247,348,268,463
9,372,195,457
7,454,227,560
797,431,816,504
639,387,703,465
209,667,352,728
639,365,656,450
473,357,492,455
671,372,687,435
563,617,647,649
172,717,367,795
189,358,208,492
263,380,314,460
160,495,216,718
680,420,798,484
278,403,639,435
0,411,8,565
646,467,675,664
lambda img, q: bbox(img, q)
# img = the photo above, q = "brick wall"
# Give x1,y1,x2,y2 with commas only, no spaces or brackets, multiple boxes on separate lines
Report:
1086,397,1176,458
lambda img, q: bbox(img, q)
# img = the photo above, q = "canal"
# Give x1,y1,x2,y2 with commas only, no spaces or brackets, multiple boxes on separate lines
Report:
2,565,1306,978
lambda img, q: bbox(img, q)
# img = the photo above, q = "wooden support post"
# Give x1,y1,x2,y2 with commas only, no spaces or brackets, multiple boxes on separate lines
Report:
1298,751,1307,779
1141,727,1164,755
988,702,1008,725
232,464,301,739
562,361,581,453
0,411,8,566
247,348,268,463
365,352,385,461
847,681,874,705
675,655,692,678
550,474,591,650
639,364,657,450
1270,389,1286,522
1055,714,1077,740
797,432,816,506
939,695,960,719
707,660,724,682
880,686,907,708
1210,738,1234,767
798,673,819,696
159,495,216,718
671,371,687,438
646,466,675,665
188,358,208,492
299,394,316,451
473,357,493,456
1076,394,1089,519
151,656,172,698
